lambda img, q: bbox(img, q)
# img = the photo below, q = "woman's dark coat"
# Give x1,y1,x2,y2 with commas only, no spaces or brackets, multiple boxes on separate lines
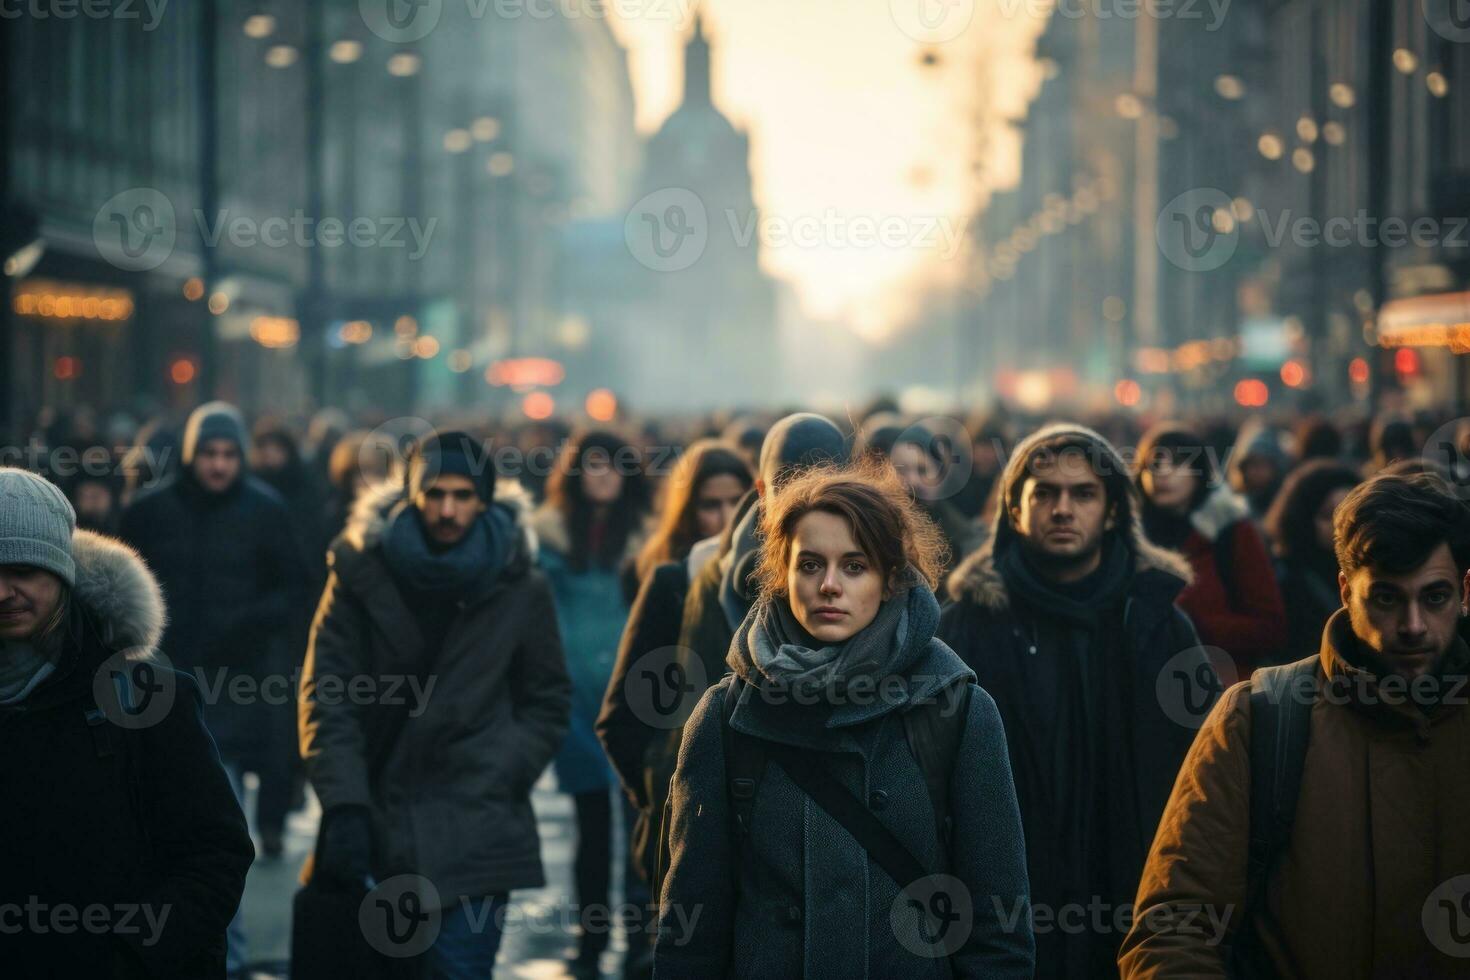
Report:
655,596,1035,979
0,531,254,978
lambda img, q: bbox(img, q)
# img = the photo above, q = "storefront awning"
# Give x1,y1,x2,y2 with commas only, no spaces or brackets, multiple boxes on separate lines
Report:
1377,291,1470,352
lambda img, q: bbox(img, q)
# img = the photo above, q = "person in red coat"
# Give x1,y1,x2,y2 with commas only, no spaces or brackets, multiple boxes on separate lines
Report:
1134,423,1287,678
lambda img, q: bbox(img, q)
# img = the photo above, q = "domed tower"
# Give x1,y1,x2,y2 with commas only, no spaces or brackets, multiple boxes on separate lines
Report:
630,13,774,409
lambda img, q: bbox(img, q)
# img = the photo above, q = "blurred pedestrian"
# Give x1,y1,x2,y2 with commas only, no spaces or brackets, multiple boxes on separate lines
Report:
300,430,570,977
118,401,308,973
633,439,752,585
1122,472,1470,978
1137,423,1288,676
1263,459,1361,657
937,422,1213,979
251,417,330,857
0,468,252,979
877,424,981,597
1364,415,1417,476
655,461,1034,978
64,469,122,535
532,429,652,979
1225,419,1289,522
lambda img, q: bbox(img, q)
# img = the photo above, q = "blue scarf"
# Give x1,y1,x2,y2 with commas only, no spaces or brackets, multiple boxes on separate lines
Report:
381,502,514,602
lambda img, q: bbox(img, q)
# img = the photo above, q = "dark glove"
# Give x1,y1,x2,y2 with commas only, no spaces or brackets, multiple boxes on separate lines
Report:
316,805,373,886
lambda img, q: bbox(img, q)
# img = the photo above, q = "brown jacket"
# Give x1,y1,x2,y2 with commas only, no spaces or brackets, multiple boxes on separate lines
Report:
1120,609,1470,978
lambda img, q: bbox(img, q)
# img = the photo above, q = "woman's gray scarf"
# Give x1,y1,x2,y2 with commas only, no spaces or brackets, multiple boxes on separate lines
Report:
743,566,935,700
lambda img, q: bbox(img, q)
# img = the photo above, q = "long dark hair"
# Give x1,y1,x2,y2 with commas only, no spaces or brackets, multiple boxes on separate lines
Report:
1134,423,1220,513
1264,459,1361,561
635,439,752,581
545,429,652,572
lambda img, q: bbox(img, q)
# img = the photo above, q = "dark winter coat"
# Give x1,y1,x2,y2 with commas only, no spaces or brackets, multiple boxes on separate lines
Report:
938,527,1210,978
596,559,690,884
299,481,571,902
0,531,254,979
655,590,1035,980
118,469,308,751
1121,611,1470,978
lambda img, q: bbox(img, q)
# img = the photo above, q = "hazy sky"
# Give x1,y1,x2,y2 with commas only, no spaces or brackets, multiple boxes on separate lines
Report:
607,0,1045,338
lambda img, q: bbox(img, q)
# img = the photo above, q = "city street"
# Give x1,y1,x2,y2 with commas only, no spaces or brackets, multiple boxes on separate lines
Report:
238,773,634,979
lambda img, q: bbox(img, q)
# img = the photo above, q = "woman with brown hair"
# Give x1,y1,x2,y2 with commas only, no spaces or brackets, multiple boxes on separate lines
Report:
654,460,1033,979
633,439,752,583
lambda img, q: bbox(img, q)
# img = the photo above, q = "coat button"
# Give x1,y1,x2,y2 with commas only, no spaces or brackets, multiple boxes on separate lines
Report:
786,905,802,924
869,790,889,810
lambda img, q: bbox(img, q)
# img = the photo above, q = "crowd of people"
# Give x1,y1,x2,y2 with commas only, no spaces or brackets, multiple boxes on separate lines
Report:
3,395,1470,978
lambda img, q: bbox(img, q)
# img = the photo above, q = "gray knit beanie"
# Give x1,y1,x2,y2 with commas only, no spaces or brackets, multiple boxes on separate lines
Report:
182,401,248,467
0,467,77,586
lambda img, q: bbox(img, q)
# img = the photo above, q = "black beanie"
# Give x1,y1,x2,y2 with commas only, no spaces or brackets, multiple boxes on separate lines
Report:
406,431,496,503
758,412,850,491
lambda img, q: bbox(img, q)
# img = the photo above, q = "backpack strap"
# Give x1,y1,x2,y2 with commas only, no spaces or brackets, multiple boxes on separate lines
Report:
1234,656,1318,964
900,680,971,867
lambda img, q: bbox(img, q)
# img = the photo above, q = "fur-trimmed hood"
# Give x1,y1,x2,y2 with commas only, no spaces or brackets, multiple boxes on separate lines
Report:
1188,483,1252,542
336,477,538,559
945,421,1194,612
70,529,167,657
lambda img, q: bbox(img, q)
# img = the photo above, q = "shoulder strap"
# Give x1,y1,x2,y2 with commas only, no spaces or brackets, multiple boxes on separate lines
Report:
900,681,971,863
1238,657,1317,951
767,743,931,890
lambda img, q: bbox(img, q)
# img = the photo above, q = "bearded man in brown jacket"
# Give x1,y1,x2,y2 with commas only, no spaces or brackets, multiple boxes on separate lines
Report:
1121,471,1470,978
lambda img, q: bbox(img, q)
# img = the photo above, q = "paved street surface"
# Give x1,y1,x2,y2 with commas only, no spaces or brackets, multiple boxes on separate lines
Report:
236,772,640,979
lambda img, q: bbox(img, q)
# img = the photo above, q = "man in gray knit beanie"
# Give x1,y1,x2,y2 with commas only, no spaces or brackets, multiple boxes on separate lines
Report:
0,468,76,701
0,467,77,589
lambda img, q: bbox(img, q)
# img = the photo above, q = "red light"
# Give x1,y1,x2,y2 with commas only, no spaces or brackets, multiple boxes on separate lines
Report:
1233,379,1269,407
486,357,566,389
170,358,197,385
53,356,81,380
1394,348,1420,375
1280,360,1306,387
1113,379,1141,406
1348,357,1370,385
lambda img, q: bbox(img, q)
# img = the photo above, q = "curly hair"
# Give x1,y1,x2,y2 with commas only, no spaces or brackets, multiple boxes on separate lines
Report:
753,458,949,602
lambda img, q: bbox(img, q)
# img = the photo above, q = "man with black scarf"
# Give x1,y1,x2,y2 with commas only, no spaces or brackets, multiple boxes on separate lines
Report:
937,422,1214,979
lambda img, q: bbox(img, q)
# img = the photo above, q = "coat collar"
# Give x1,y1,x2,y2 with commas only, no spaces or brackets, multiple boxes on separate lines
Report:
946,523,1193,613
1318,608,1470,728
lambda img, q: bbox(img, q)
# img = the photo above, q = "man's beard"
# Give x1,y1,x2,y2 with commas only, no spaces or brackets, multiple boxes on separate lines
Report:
1020,532,1103,576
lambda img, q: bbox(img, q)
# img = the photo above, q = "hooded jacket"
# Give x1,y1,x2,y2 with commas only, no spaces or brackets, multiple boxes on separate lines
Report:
1121,610,1470,978
299,480,571,901
655,580,1034,980
0,531,254,978
936,423,1212,979
118,461,308,751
